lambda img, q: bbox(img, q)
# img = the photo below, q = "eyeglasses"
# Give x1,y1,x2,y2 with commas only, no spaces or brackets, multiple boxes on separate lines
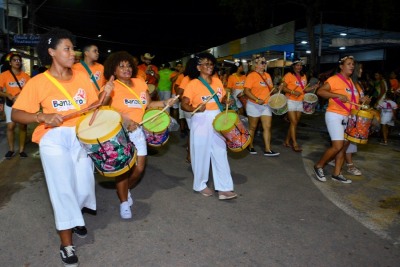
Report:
12,59,21,62
199,62,214,67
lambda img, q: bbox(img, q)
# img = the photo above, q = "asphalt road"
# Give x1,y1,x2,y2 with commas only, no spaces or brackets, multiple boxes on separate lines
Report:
0,111,399,267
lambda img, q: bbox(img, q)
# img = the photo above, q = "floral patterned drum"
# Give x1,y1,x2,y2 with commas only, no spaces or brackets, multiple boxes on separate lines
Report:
142,108,171,147
213,110,251,152
76,106,137,177
344,109,374,144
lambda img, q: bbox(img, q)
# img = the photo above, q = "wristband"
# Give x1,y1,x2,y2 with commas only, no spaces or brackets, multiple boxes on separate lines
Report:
35,111,42,123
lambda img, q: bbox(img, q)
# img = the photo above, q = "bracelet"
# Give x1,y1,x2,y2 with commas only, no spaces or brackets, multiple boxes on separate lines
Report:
35,112,42,123
291,90,294,95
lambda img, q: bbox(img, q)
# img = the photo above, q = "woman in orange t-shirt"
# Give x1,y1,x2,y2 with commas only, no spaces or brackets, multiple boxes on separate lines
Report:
181,52,237,200
101,51,177,220
243,56,279,156
281,59,318,152
0,53,30,158
226,61,246,115
12,28,112,266
313,55,369,184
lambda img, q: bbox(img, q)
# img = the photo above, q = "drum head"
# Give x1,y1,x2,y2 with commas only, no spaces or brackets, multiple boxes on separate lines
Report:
268,94,287,109
148,84,156,93
213,111,238,132
304,93,318,103
143,109,170,132
76,107,122,143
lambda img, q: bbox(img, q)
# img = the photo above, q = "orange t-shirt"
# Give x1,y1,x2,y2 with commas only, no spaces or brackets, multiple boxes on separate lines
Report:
390,78,399,91
283,72,307,101
183,77,225,110
13,70,99,143
101,78,149,123
72,62,106,92
244,71,273,103
0,70,31,97
326,75,360,116
227,73,246,91
136,69,146,82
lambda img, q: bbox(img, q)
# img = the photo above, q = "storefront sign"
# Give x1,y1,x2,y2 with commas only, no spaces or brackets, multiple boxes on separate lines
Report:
13,34,40,46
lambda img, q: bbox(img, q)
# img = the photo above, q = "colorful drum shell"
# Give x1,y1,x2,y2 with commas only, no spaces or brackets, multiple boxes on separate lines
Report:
303,93,318,114
142,108,171,147
212,110,251,152
269,94,288,115
344,109,374,144
76,106,137,177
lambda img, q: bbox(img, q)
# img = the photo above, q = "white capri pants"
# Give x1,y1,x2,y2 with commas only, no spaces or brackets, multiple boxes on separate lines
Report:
40,126,96,231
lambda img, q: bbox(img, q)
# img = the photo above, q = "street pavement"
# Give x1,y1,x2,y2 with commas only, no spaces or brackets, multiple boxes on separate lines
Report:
0,110,399,267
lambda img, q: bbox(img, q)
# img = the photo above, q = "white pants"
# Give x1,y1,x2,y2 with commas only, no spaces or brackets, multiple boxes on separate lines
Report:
190,110,234,192
40,127,96,231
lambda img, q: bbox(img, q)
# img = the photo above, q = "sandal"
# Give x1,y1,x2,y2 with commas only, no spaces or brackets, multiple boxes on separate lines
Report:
292,145,303,152
283,142,292,148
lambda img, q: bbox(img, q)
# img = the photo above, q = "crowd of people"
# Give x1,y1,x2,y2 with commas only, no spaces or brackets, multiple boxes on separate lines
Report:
1,27,399,266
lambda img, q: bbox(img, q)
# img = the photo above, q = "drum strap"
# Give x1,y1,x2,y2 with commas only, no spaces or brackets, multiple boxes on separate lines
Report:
116,79,145,111
43,71,81,111
198,76,223,112
295,74,305,91
80,60,100,91
333,74,357,113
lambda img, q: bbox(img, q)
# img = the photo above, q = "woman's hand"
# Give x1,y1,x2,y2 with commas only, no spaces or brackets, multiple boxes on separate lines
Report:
122,117,139,132
103,75,115,96
41,113,64,128
337,94,348,103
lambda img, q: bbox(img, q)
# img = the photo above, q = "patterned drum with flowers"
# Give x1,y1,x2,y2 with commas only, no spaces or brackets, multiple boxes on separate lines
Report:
76,106,137,177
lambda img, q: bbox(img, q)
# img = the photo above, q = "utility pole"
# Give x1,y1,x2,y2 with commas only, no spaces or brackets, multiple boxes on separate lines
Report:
5,0,9,51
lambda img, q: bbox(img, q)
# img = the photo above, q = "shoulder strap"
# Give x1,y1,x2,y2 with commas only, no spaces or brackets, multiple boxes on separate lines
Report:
80,61,101,91
43,71,81,111
197,76,223,112
9,70,22,90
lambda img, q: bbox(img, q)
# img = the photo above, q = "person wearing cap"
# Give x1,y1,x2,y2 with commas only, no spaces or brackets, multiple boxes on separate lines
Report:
138,53,160,100
281,59,318,152
0,53,30,159
313,55,370,184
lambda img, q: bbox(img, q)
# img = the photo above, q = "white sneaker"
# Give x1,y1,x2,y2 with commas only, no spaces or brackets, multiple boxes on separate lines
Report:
127,190,134,206
120,201,132,219
347,164,362,176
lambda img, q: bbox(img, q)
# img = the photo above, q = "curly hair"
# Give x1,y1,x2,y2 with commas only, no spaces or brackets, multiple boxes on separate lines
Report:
103,51,138,80
186,52,217,80
36,28,76,66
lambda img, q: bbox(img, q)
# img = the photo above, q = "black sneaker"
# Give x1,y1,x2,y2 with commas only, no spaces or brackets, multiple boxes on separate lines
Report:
313,165,326,182
19,151,28,158
60,245,78,267
5,151,15,159
247,147,257,155
331,174,352,184
72,226,87,238
263,150,280,157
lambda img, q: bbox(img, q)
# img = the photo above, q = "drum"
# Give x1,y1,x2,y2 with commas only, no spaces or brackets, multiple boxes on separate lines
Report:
268,93,288,115
213,110,251,152
302,93,318,114
344,109,374,144
142,108,171,147
76,106,137,177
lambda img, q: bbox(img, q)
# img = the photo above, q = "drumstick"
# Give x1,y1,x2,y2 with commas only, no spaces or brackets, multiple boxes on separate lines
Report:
62,103,102,120
224,91,230,123
262,87,276,102
88,92,107,126
191,92,217,115
348,101,368,109
139,95,180,125
149,95,180,123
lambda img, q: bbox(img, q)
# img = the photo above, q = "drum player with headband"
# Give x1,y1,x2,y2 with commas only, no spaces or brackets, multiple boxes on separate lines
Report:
313,55,370,184
100,51,178,220
11,28,115,267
